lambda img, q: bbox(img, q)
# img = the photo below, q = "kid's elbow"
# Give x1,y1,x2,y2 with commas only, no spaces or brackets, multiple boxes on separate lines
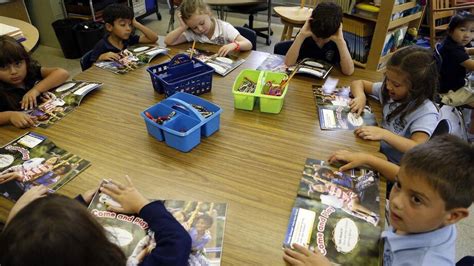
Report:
150,34,159,43
57,68,70,81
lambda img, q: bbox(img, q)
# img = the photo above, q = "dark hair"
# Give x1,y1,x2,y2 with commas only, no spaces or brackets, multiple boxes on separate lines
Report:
382,45,437,123
310,2,343,38
194,214,213,227
0,35,42,110
103,3,134,25
401,134,474,210
179,0,211,21
0,194,126,266
447,11,474,34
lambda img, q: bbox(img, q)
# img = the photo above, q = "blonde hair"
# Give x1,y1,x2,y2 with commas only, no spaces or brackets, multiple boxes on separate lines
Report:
179,0,211,20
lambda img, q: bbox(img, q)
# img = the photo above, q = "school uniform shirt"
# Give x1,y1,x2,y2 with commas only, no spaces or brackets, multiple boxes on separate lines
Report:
183,18,239,45
0,63,42,112
439,36,471,93
382,225,456,266
88,34,140,65
372,82,438,164
297,37,341,64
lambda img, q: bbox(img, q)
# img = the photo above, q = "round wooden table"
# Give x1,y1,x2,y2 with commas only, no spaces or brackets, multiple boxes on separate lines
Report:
0,16,39,52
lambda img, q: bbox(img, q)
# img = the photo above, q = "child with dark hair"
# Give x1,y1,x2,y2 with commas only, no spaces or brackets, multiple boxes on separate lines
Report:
284,2,354,75
0,176,191,266
0,36,69,128
350,46,439,165
284,134,474,266
89,3,158,66
438,11,474,107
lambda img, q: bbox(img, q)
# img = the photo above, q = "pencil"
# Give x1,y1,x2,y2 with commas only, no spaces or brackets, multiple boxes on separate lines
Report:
280,66,299,88
190,40,196,59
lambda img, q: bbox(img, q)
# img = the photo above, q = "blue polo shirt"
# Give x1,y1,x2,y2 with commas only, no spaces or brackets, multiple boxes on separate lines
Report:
88,34,140,66
382,225,456,266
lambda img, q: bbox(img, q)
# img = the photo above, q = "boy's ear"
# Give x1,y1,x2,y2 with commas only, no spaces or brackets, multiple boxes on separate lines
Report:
105,23,114,32
444,207,469,225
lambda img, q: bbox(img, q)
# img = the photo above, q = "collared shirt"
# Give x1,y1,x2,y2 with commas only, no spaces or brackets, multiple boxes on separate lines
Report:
183,18,239,45
297,37,341,64
89,34,140,65
382,225,456,266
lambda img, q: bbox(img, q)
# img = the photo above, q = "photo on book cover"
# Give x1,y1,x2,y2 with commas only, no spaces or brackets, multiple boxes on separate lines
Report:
256,54,287,72
0,132,90,202
95,46,168,74
25,80,102,128
287,58,333,79
187,48,245,76
298,158,380,226
165,200,228,266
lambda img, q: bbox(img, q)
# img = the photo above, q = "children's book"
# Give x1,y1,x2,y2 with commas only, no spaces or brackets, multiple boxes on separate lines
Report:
287,58,333,79
0,132,91,202
128,44,169,64
313,83,377,130
283,158,382,266
189,48,245,76
256,54,287,72
25,80,102,128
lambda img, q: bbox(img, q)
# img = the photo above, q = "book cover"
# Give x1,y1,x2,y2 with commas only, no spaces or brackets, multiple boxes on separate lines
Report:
288,58,333,79
0,132,90,202
283,158,382,265
189,48,245,76
256,54,287,72
127,44,169,64
25,80,102,128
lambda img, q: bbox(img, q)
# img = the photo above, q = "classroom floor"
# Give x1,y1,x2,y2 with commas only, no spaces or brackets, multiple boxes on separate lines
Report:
30,7,474,262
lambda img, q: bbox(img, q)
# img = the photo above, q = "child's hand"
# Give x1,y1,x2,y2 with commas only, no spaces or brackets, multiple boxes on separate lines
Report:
81,188,98,205
349,96,366,115
283,243,331,266
100,52,121,61
217,43,237,57
0,172,23,184
100,175,149,214
176,11,188,30
7,185,49,224
329,24,344,43
328,150,369,171
298,19,313,39
21,88,41,110
9,112,36,128
354,126,387,141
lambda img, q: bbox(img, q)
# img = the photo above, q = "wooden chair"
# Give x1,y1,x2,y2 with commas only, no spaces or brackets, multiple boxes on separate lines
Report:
273,0,319,41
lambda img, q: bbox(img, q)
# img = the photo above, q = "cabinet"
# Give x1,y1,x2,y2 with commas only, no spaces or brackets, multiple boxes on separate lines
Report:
63,0,161,21
343,0,425,71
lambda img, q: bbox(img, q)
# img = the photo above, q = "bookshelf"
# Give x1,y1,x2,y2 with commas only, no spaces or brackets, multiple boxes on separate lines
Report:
343,0,425,71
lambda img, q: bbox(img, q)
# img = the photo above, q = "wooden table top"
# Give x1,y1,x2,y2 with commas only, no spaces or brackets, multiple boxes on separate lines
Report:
0,15,39,52
0,43,384,265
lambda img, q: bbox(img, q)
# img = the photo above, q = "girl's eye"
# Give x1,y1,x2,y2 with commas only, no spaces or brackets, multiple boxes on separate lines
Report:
411,195,422,205
394,181,401,190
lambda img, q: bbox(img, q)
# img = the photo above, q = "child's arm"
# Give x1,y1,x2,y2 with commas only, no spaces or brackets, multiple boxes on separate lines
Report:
461,58,474,71
284,19,313,66
164,11,189,46
6,185,49,225
329,24,354,75
0,111,36,128
466,47,474,55
21,67,69,110
217,35,252,57
283,243,331,266
133,18,158,44
328,150,399,182
349,80,373,115
354,127,430,153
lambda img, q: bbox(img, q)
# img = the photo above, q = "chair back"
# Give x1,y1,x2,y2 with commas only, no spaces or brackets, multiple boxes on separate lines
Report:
235,26,257,51
80,49,94,71
434,42,443,72
273,40,293,55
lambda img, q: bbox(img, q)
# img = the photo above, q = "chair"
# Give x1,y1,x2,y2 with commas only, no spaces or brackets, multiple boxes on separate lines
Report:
235,26,257,51
457,256,474,266
433,42,443,72
80,49,94,71
166,0,182,33
273,0,317,41
225,0,272,45
273,40,293,55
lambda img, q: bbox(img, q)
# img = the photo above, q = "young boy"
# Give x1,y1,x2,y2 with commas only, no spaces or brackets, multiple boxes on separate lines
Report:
88,4,158,66
283,135,474,266
284,2,354,75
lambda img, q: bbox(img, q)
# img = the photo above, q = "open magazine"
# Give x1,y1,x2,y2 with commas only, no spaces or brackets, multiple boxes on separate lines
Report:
25,80,102,128
0,132,90,201
313,80,377,130
283,158,382,265
188,48,245,76
256,54,287,72
288,58,333,79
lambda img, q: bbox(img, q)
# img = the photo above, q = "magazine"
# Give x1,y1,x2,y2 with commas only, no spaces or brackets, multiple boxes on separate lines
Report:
128,44,169,64
0,132,91,202
25,80,102,128
256,54,287,72
189,48,245,76
287,58,333,79
283,158,382,265
313,83,377,130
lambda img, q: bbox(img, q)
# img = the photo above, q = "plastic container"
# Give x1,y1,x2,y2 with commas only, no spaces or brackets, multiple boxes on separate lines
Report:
232,69,263,110
141,92,222,152
147,54,215,97
259,71,289,113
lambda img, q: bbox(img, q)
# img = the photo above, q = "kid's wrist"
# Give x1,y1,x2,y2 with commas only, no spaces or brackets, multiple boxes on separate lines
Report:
233,41,240,51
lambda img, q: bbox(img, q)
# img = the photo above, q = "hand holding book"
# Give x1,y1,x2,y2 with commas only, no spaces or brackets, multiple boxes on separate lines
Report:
283,243,331,266
99,175,150,214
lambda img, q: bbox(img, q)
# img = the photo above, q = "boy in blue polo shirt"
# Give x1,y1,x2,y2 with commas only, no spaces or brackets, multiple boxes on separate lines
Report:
283,135,474,266
88,4,158,66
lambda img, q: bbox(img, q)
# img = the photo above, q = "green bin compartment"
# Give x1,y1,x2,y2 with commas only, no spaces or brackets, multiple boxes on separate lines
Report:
259,71,289,114
232,69,263,110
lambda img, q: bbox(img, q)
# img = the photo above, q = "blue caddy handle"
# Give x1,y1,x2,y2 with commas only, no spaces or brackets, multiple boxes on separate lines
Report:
161,97,205,123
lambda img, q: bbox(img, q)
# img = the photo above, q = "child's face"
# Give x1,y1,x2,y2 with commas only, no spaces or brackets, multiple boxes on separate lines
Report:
195,218,210,231
450,22,474,46
185,13,212,36
389,166,450,234
108,18,133,40
384,68,410,101
0,60,27,87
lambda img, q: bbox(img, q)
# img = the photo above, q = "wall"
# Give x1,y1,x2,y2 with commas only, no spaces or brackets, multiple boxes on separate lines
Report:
25,0,65,48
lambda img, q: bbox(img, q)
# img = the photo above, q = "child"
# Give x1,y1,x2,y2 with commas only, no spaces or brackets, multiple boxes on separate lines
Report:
164,0,252,56
284,2,354,75
438,11,474,107
0,36,69,128
284,134,474,266
89,4,158,65
0,175,191,266
350,46,439,164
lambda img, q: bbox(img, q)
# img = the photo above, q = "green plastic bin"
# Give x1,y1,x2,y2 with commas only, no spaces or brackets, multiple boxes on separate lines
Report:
232,69,263,110
259,72,289,114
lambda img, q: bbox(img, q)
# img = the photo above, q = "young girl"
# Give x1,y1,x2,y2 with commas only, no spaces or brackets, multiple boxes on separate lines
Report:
438,11,474,107
164,0,252,56
0,176,191,266
349,46,439,165
0,36,69,128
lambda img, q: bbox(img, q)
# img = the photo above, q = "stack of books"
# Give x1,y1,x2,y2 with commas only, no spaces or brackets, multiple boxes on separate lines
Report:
0,23,25,42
